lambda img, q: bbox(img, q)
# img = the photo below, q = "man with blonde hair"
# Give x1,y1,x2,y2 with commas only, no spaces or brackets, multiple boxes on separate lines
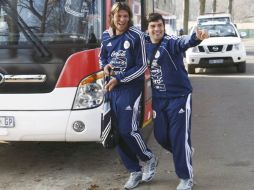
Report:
99,2,157,189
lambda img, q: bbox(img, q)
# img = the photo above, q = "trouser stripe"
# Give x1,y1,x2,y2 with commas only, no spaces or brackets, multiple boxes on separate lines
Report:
185,93,193,178
131,93,152,159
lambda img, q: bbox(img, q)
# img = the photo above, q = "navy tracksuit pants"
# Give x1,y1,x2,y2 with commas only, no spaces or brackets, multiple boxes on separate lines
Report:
110,86,153,172
152,93,193,179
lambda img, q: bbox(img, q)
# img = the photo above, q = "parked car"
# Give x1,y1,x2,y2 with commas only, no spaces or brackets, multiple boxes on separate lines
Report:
185,21,247,74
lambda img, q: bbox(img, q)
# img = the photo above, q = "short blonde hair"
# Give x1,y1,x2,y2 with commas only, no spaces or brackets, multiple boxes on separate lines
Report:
110,2,133,29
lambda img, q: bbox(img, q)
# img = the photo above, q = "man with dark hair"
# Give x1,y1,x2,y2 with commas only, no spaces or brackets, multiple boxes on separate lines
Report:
99,2,157,190
145,13,208,190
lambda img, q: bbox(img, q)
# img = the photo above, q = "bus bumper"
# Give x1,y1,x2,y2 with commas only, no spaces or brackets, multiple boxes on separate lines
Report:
0,106,102,142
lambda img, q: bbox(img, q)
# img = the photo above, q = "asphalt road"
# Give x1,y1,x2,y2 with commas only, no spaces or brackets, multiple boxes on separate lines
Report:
189,38,254,190
184,38,254,190
0,38,254,190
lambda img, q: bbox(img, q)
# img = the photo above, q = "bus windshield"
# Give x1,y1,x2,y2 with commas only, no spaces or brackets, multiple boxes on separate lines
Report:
0,0,102,46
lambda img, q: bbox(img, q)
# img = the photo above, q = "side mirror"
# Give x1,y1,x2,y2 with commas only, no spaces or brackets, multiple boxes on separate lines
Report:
240,32,247,38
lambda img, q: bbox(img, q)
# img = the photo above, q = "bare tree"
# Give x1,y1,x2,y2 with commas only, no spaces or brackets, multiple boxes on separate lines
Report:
40,0,49,33
199,0,206,15
212,0,217,13
19,0,56,33
228,0,233,14
183,0,189,34
5,0,19,44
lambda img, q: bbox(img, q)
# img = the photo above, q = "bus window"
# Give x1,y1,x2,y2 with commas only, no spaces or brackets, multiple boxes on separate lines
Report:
0,0,102,46
0,7,8,44
0,0,103,93
64,0,102,44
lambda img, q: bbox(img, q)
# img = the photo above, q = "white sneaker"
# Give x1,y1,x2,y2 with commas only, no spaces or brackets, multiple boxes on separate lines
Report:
142,155,158,182
124,171,142,190
176,178,193,190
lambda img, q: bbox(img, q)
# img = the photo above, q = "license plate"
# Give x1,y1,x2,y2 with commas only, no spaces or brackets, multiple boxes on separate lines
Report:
0,116,15,128
209,59,224,64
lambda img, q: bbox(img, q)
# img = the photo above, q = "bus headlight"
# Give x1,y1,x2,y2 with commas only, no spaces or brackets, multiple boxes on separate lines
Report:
73,70,104,109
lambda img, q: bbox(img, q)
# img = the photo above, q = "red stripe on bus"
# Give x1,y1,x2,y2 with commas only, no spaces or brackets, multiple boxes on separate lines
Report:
56,48,100,87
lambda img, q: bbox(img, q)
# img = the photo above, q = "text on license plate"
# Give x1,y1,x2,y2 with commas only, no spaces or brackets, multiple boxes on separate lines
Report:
0,116,15,128
209,59,224,64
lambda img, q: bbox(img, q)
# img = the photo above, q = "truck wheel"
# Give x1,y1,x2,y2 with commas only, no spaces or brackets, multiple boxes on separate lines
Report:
187,65,195,74
237,62,246,73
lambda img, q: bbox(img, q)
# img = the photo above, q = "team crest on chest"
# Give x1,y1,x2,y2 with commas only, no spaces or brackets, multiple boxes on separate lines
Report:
124,40,130,49
155,51,160,58
152,60,158,67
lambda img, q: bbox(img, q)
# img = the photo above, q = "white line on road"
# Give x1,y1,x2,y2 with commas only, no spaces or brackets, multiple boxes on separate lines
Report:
190,75,254,78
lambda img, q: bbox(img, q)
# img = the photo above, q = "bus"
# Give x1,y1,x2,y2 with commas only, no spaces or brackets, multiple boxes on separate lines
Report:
0,0,153,142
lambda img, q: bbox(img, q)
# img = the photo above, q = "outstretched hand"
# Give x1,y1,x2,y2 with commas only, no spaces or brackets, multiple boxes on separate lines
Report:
196,28,209,40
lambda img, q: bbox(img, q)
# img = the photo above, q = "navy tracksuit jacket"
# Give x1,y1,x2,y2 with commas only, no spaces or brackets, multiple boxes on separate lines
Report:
146,33,201,179
100,26,153,172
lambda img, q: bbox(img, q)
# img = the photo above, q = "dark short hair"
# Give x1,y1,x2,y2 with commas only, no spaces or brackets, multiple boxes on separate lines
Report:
110,2,133,29
146,13,165,28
